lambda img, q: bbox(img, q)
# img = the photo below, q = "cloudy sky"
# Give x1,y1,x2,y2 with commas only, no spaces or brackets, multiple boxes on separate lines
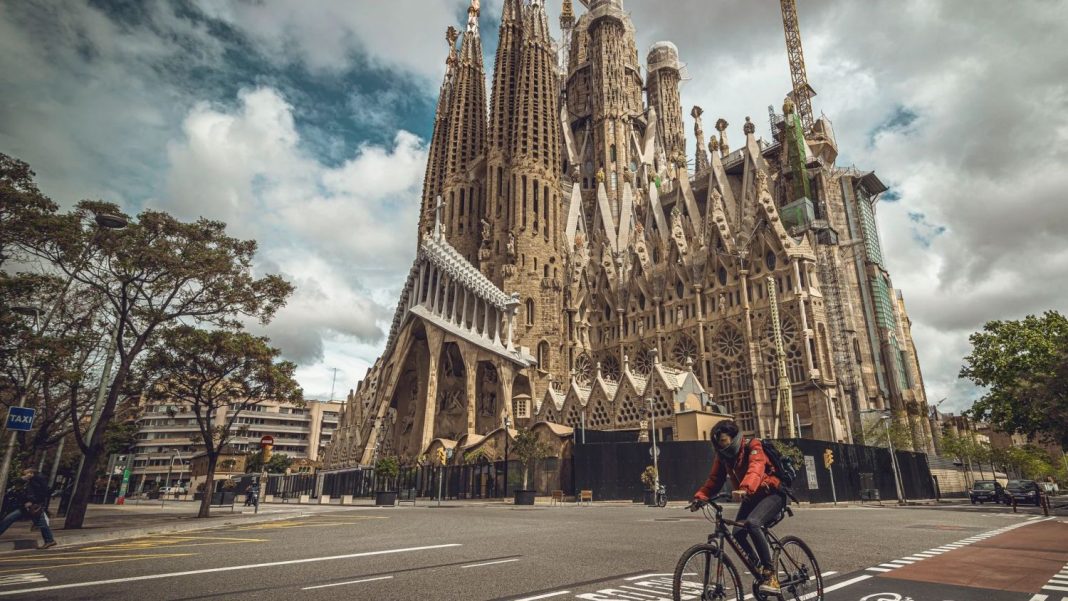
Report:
2,0,1066,411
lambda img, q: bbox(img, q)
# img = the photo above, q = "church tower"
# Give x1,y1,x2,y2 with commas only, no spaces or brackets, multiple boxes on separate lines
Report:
565,0,645,232
417,27,460,243
646,42,686,169
438,1,488,263
503,0,566,384
485,0,523,275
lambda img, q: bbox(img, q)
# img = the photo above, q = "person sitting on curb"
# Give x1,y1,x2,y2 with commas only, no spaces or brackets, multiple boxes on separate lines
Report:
0,468,57,550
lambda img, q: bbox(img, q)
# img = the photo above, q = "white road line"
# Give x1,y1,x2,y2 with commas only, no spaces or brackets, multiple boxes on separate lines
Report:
462,558,521,569
1043,585,1068,592
0,543,462,597
798,574,872,600
888,559,915,565
914,552,938,557
624,573,674,581
866,567,893,573
902,556,926,561
821,571,838,577
879,564,901,569
302,576,393,590
1028,594,1047,601
513,592,571,601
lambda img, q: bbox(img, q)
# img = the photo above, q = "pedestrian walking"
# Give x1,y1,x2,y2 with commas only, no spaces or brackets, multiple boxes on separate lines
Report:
0,468,57,550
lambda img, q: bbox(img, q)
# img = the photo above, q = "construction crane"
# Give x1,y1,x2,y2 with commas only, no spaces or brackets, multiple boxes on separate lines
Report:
779,0,816,129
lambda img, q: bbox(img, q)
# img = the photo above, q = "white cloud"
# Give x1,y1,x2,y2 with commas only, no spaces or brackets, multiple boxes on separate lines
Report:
159,87,426,379
192,0,477,79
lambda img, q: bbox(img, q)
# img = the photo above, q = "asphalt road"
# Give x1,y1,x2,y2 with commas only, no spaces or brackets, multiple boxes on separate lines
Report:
0,501,1065,600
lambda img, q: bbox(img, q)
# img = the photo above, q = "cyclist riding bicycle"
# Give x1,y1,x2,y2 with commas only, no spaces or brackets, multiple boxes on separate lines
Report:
691,420,785,596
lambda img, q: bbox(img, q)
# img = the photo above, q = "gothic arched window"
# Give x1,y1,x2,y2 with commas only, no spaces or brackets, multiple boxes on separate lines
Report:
526,299,535,326
537,341,551,371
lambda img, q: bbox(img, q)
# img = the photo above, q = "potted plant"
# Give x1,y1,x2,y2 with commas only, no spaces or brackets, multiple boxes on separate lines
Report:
511,429,553,506
374,456,400,506
641,466,658,506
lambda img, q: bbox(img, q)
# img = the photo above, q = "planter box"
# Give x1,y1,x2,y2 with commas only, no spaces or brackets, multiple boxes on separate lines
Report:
514,490,536,506
643,491,656,506
375,491,398,506
299,494,310,504
319,495,332,505
340,495,354,505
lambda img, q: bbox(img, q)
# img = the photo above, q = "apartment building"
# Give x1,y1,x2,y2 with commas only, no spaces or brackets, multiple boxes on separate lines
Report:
130,398,343,490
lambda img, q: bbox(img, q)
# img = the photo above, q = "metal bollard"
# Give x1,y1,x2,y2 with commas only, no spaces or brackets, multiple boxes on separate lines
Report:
1012,497,1018,513
1041,493,1050,517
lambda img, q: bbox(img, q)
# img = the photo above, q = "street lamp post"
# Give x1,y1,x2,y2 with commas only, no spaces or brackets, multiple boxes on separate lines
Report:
647,397,660,495
503,416,511,498
162,451,183,509
0,214,127,498
881,415,907,504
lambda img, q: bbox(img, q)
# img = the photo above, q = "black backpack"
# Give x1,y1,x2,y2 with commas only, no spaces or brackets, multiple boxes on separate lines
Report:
758,439,797,489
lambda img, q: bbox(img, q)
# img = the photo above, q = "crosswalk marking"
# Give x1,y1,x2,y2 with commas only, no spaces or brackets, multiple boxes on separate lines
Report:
0,573,47,587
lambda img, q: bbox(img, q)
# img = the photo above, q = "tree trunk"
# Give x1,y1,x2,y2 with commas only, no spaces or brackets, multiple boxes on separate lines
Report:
62,444,101,529
198,454,219,518
522,463,529,490
64,360,131,529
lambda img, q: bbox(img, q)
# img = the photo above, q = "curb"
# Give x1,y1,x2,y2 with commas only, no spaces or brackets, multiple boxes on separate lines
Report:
0,509,314,553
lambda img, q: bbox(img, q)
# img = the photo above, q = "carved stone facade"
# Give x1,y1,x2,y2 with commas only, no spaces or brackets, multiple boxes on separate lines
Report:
323,0,934,470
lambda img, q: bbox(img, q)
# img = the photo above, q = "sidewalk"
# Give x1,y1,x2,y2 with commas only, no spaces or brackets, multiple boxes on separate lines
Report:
0,500,319,552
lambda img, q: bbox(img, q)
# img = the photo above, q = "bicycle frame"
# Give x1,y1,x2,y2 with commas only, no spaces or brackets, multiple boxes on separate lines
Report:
705,505,780,575
697,497,808,591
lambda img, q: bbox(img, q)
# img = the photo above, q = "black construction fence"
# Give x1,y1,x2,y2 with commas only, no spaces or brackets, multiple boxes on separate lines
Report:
302,458,574,501
573,437,936,503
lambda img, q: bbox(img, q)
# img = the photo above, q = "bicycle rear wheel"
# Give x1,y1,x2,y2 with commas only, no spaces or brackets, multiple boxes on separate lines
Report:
772,535,823,601
672,543,744,601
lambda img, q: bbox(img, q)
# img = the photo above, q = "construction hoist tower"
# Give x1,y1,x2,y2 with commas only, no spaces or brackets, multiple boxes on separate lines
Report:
767,276,796,438
780,0,816,129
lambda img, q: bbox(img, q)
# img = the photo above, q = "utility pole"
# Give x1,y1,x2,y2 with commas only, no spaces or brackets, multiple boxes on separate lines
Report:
647,397,660,495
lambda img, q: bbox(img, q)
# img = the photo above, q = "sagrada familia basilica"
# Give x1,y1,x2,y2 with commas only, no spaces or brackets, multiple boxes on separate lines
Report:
322,0,934,469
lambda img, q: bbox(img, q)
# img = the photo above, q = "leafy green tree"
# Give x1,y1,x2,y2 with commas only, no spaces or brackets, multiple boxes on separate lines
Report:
143,326,302,518
23,201,293,528
0,153,57,267
375,456,400,492
511,429,553,490
0,272,110,472
858,412,915,450
962,311,1068,447
246,451,293,474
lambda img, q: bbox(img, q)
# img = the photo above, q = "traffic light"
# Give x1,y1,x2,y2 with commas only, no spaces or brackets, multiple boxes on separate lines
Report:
435,448,447,466
823,449,834,469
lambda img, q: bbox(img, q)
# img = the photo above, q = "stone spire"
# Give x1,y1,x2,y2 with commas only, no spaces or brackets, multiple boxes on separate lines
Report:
647,42,686,171
692,106,710,173
439,0,488,261
560,0,575,29
503,0,566,383
418,27,460,241
510,1,560,174
485,0,524,276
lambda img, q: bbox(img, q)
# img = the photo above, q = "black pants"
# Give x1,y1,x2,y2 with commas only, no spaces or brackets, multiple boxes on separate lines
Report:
733,493,785,570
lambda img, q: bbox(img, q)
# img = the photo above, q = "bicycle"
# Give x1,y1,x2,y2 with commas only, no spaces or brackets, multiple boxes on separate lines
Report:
671,493,823,601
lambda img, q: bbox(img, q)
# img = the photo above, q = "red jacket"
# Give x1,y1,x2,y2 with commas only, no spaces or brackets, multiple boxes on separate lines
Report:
694,438,781,500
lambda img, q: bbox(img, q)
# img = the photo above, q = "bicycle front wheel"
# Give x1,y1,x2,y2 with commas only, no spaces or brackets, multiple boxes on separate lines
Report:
672,543,744,601
773,535,823,601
